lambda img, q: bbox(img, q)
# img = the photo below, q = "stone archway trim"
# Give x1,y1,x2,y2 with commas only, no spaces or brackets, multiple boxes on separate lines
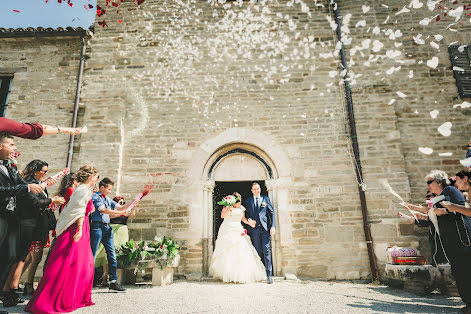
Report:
188,128,291,181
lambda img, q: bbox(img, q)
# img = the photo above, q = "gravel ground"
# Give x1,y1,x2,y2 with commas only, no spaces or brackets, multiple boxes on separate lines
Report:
5,280,463,313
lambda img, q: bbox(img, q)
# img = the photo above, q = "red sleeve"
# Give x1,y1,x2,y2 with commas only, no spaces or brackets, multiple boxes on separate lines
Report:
0,117,43,139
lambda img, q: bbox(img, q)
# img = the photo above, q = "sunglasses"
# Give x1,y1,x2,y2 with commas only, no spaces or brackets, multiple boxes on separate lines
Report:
426,180,435,185
39,170,48,174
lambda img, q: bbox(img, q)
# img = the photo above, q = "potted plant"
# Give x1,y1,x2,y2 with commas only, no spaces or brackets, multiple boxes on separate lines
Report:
147,236,180,286
116,239,143,285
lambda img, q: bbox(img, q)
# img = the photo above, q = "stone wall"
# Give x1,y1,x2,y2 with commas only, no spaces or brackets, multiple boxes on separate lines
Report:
0,36,82,190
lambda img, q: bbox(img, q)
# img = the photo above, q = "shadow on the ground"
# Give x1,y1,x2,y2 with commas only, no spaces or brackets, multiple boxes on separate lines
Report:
345,285,462,313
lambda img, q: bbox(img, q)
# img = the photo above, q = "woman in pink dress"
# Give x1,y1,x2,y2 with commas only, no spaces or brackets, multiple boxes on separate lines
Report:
25,165,99,314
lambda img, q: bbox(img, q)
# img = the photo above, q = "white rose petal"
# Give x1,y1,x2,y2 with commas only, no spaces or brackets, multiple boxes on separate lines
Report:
355,20,367,28
439,152,453,157
396,6,410,15
419,147,433,155
449,6,464,21
362,5,370,13
427,0,440,11
453,101,471,109
372,40,384,52
410,0,423,9
426,57,439,68
437,122,452,137
419,17,431,25
430,110,439,119
396,91,407,98
430,41,440,49
413,34,425,45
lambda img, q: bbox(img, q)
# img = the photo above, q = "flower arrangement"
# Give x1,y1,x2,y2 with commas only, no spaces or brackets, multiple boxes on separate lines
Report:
9,151,20,168
217,195,239,207
116,239,151,269
116,237,180,273
147,236,180,270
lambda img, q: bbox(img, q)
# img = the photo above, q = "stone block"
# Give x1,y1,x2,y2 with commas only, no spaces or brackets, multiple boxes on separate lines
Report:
152,267,175,286
324,226,354,242
297,265,327,278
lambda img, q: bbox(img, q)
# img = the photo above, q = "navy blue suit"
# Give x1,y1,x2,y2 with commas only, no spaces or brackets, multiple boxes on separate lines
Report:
244,195,275,277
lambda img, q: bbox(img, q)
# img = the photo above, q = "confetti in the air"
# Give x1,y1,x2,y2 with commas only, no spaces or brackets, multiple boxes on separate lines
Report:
419,147,434,155
437,122,452,137
396,91,407,98
453,101,471,109
426,57,439,68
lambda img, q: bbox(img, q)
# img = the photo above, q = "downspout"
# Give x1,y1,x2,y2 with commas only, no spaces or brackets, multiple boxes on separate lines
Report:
66,33,86,168
332,0,380,282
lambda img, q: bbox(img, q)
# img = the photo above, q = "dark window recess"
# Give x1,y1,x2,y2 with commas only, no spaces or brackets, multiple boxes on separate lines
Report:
0,76,13,117
448,44,471,98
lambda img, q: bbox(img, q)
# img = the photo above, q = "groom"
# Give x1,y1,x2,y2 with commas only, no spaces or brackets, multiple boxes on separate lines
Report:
244,182,276,284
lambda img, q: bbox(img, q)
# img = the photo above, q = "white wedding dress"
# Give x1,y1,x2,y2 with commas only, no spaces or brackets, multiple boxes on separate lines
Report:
209,205,267,283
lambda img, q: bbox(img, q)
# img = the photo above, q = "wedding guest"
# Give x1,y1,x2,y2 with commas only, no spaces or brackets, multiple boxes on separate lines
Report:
90,178,129,292
25,165,99,313
403,170,471,311
12,160,64,297
41,173,79,271
57,173,79,214
441,170,471,217
95,196,134,285
0,133,44,305
402,191,447,266
0,117,84,139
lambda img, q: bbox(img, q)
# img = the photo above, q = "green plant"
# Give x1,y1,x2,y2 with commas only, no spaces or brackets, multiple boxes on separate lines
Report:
116,237,180,271
148,236,180,269
116,239,151,269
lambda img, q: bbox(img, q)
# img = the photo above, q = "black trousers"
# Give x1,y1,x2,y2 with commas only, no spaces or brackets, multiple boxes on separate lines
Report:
450,251,471,305
0,216,19,287
18,218,37,262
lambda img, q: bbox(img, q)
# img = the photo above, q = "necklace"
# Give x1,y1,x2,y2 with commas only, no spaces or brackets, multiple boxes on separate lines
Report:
455,215,471,247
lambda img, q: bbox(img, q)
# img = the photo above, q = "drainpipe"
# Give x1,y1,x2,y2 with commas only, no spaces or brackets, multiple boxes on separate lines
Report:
332,0,380,282
66,33,86,168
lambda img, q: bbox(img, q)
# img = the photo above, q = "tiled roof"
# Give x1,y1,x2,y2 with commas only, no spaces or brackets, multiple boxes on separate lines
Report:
0,26,92,38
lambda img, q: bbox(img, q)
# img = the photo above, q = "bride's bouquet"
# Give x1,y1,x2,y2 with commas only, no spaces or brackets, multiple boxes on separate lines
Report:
217,195,239,207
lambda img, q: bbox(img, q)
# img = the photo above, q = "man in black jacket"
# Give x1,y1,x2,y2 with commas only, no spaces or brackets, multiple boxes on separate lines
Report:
0,133,43,303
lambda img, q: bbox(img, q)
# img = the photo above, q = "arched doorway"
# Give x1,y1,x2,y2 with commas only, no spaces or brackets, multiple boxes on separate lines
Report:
209,151,271,246
187,128,294,277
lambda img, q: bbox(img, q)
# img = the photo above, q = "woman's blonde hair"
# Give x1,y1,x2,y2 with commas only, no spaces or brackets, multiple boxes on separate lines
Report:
74,165,98,183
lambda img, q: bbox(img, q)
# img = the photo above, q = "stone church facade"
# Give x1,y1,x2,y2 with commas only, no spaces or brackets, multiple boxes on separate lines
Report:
1,0,470,280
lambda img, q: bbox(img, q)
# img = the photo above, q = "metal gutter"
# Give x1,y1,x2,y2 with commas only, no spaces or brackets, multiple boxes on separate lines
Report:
332,0,380,282
66,34,86,168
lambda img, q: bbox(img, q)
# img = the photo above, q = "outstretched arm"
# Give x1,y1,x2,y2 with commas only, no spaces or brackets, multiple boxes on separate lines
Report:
441,202,471,217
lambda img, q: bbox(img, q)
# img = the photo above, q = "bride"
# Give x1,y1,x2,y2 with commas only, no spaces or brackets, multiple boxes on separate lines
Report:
209,192,267,283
